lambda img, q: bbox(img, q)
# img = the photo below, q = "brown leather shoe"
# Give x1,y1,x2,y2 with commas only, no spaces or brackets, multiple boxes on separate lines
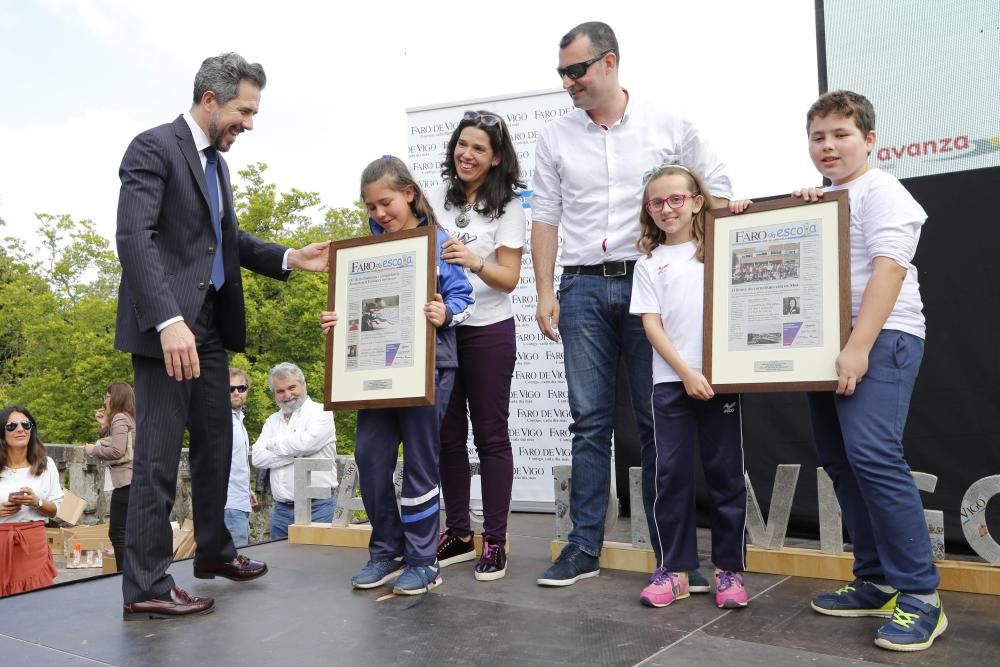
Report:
123,587,214,621
193,553,268,581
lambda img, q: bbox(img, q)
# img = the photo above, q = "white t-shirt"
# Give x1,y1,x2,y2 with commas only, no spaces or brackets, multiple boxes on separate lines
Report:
629,241,705,383
429,182,526,327
0,457,64,523
825,168,926,339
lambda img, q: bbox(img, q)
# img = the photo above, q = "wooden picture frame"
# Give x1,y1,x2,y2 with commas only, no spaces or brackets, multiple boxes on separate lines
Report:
324,225,437,410
704,191,851,393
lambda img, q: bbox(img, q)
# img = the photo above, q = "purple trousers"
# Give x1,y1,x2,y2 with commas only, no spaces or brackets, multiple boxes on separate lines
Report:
440,318,516,545
651,382,747,572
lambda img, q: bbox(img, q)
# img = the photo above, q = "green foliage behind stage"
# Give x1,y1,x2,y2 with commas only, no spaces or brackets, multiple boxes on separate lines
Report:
0,163,367,452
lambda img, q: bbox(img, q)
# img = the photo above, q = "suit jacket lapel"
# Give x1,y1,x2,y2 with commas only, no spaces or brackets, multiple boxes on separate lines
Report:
173,116,212,209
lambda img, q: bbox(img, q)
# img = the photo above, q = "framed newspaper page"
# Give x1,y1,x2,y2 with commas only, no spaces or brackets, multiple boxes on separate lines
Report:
324,225,437,410
704,190,850,393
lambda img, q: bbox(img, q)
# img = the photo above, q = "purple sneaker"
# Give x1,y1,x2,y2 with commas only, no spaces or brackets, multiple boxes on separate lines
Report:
474,540,507,581
640,569,689,608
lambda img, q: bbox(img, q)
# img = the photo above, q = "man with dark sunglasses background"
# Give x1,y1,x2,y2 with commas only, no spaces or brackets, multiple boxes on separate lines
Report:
531,21,735,589
224,368,255,548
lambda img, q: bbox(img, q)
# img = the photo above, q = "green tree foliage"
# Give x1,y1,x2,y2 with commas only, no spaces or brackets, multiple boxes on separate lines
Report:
0,164,367,453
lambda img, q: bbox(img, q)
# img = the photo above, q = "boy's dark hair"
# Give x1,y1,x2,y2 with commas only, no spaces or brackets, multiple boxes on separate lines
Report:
807,90,875,135
559,21,619,63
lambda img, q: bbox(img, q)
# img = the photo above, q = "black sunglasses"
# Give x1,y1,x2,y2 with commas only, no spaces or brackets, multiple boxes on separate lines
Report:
230,385,248,393
556,49,613,80
4,420,33,432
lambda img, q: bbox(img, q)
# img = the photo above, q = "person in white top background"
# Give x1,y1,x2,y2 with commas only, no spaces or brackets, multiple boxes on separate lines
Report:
629,163,751,611
251,362,336,540
0,405,64,596
531,21,733,589
224,368,256,548
432,110,526,582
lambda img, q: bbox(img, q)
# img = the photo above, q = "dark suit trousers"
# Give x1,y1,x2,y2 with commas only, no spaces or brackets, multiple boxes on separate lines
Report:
122,292,236,603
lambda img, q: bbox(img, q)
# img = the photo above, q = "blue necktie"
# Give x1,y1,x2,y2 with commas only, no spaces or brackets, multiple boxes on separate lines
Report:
203,147,225,289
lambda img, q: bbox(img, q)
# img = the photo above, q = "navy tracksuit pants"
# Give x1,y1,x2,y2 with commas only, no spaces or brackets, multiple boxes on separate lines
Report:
651,383,747,572
356,369,455,567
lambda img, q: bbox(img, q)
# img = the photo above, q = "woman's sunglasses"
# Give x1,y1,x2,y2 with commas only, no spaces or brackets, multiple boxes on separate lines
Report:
4,420,33,432
463,110,504,138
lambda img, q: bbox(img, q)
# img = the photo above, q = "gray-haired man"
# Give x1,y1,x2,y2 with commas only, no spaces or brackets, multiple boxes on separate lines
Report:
251,362,337,539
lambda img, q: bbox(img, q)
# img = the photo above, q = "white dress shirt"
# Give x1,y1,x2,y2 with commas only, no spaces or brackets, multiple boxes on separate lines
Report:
250,397,337,504
531,92,733,267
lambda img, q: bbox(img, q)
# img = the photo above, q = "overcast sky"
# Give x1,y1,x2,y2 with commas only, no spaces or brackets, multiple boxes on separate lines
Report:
0,0,820,246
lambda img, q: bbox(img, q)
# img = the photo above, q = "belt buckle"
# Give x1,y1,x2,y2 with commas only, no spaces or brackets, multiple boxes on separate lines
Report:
603,260,627,277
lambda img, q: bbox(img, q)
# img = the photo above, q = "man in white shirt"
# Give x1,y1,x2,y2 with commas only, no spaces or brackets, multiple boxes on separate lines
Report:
224,368,256,547
532,22,733,587
251,362,337,539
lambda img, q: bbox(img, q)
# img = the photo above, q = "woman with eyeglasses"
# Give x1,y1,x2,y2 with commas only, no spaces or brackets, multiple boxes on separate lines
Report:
85,382,136,572
0,405,64,596
432,110,526,581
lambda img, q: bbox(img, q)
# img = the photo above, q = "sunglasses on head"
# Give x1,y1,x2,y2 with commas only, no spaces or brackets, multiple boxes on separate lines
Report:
556,49,613,80
462,110,504,138
230,385,248,394
4,420,33,432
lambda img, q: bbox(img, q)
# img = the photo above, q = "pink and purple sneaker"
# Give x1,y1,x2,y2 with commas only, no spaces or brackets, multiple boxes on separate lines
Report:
640,569,689,608
714,569,749,608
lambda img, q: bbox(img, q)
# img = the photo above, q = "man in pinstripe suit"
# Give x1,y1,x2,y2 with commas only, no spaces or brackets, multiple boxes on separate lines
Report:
115,53,330,620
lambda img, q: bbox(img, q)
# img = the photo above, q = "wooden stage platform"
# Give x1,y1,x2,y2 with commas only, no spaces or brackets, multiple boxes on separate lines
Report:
2,514,997,666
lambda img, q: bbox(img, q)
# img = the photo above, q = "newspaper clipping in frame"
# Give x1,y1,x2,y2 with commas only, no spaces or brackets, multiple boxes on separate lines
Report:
727,218,823,358
407,89,575,508
345,251,417,374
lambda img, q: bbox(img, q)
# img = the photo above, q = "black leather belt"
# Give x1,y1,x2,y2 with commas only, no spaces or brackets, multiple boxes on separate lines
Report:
563,260,637,277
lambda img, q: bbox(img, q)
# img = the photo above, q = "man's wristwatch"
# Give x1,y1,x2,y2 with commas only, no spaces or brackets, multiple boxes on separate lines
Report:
36,496,43,508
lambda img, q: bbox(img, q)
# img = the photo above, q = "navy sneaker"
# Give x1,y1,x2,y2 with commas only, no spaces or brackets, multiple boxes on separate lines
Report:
351,559,404,589
874,593,947,652
393,561,442,595
537,544,599,587
811,578,897,617
688,569,710,594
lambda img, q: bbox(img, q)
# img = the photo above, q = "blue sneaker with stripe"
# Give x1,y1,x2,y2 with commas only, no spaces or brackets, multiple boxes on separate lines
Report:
393,561,442,595
811,578,897,617
875,593,947,652
351,559,404,589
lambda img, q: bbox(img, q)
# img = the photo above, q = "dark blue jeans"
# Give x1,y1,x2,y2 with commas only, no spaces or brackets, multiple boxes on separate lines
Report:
808,330,938,593
557,271,657,559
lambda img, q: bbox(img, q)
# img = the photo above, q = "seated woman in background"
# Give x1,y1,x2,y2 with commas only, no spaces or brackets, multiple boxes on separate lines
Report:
0,405,64,596
86,382,136,572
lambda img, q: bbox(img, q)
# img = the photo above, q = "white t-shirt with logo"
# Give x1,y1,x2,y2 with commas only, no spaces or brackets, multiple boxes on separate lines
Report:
429,183,527,327
629,241,705,384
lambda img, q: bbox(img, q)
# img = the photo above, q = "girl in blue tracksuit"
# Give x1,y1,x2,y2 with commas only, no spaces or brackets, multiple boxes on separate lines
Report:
322,156,474,595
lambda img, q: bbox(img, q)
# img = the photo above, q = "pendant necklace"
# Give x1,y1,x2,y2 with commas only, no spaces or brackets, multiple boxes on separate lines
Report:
456,202,473,228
